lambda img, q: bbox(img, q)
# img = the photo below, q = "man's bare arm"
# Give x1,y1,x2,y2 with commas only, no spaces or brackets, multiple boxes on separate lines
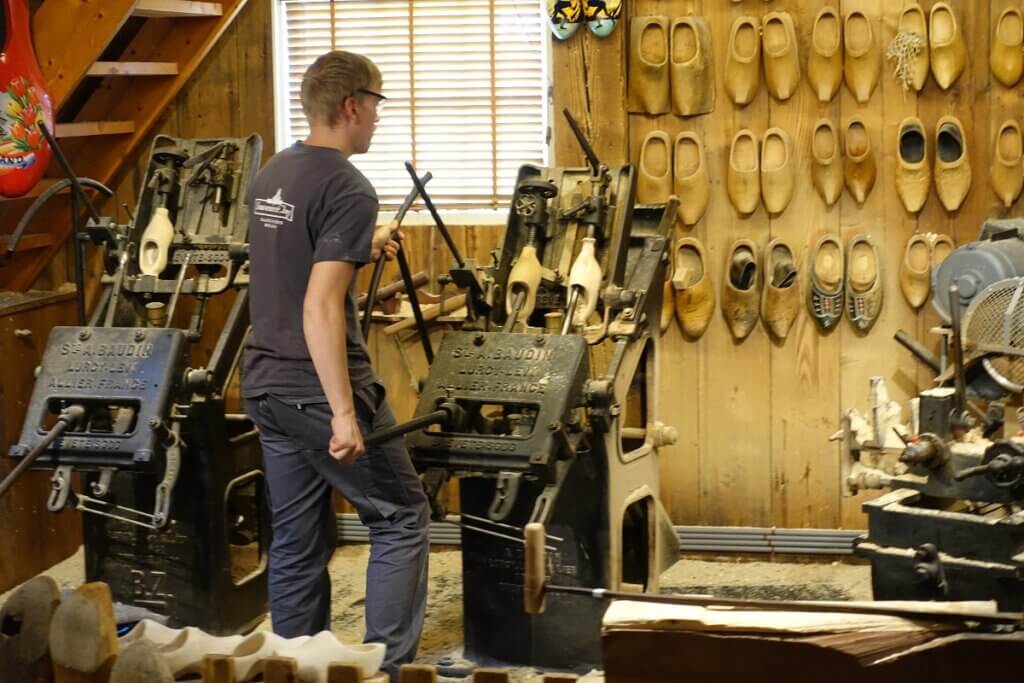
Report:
304,260,364,461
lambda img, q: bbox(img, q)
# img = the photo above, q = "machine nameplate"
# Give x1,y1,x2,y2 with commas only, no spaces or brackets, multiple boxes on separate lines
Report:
408,331,588,470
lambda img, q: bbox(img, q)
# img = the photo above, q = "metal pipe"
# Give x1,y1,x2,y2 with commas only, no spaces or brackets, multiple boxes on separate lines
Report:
949,284,968,417
165,252,191,327
38,123,103,223
0,405,86,500
403,162,465,267
504,290,525,333
362,173,431,336
395,245,433,364
363,408,449,448
561,286,581,335
5,176,112,260
894,330,942,374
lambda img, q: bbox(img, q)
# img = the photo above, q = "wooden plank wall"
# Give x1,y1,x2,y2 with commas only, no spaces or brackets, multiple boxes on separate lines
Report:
544,0,1013,529
43,0,1014,532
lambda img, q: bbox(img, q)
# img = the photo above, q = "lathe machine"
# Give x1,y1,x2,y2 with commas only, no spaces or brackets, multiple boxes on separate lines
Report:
840,219,1024,610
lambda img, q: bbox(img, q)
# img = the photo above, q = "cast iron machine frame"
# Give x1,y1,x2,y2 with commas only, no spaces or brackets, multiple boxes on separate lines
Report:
4,134,268,634
369,111,681,669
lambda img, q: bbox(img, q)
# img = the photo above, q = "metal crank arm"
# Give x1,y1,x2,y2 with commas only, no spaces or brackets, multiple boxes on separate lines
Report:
152,422,183,529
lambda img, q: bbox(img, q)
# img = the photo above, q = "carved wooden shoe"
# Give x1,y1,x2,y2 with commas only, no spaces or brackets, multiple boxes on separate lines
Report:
721,239,760,340
725,16,761,106
844,10,879,104
762,11,800,101
49,583,118,683
629,16,670,114
637,130,672,203
846,234,884,332
761,238,800,340
727,129,760,215
808,6,843,103
811,119,843,206
231,631,312,682
992,119,1024,208
507,243,542,325
158,627,244,678
760,128,793,215
899,233,931,309
674,132,709,225
992,7,1024,87
930,3,966,90
110,640,174,683
670,16,715,116
547,0,583,40
0,576,59,683
276,631,387,682
672,236,715,339
808,234,844,331
894,4,929,92
844,119,876,204
934,115,971,212
120,619,181,647
929,233,956,268
585,0,623,38
895,116,930,214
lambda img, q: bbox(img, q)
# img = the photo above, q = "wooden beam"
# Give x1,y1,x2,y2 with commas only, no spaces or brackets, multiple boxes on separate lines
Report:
54,121,135,138
87,61,180,76
133,0,224,17
33,0,139,109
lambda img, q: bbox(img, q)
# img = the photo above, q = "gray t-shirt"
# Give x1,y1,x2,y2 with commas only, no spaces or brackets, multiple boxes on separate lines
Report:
242,142,378,401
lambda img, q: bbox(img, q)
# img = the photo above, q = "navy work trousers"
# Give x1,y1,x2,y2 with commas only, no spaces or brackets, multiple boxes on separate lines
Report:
246,382,429,679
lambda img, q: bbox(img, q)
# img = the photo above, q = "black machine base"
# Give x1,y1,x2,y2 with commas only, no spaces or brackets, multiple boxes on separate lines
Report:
856,489,1024,611
82,418,267,635
460,456,609,670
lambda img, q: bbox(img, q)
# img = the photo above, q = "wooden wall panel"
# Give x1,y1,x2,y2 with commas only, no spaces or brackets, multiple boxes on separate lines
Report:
547,0,1012,529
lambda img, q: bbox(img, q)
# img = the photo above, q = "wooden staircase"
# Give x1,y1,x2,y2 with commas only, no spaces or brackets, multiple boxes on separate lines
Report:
0,0,248,290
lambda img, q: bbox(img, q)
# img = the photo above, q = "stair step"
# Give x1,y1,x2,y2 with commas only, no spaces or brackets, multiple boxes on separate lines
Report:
132,0,223,18
54,121,136,138
87,61,179,76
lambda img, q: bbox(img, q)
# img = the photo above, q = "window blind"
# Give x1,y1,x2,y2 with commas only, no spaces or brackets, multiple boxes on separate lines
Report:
276,0,549,210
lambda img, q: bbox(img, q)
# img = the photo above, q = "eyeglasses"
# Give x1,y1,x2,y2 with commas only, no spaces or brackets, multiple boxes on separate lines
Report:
356,88,387,112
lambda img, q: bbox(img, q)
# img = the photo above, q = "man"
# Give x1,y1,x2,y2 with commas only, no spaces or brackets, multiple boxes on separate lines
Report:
242,51,430,679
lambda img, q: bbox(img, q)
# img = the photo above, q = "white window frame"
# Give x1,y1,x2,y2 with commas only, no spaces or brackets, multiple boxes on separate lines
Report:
270,0,553,223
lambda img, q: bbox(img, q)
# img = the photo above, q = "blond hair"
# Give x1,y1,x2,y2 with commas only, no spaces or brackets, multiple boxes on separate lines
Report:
300,51,382,127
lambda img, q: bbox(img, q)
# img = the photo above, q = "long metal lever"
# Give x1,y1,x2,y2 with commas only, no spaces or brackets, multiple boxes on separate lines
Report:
0,405,86,500
362,172,432,337
404,162,465,267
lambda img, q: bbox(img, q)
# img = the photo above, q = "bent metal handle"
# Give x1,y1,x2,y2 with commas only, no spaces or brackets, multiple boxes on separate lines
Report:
362,172,432,337
363,408,449,448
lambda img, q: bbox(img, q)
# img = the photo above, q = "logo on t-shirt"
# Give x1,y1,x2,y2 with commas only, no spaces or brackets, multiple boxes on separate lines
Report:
254,188,295,224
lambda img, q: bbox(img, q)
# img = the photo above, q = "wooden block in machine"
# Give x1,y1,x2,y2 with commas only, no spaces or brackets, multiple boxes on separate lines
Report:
472,668,511,683
262,656,300,683
201,654,236,683
327,663,363,682
400,664,439,683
